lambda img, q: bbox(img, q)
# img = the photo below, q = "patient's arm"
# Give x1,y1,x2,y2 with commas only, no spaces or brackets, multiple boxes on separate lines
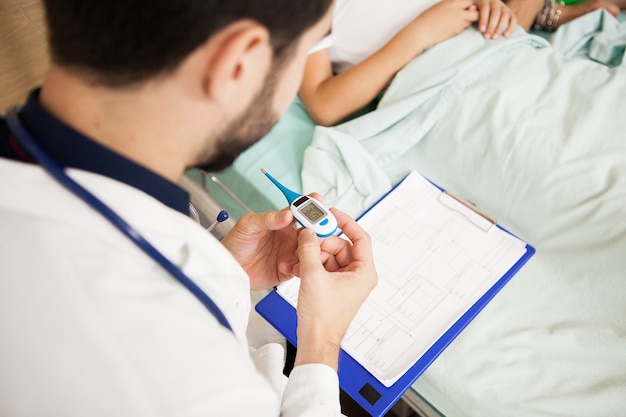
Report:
610,0,626,8
299,0,479,127
557,0,620,26
505,0,544,29
507,0,619,31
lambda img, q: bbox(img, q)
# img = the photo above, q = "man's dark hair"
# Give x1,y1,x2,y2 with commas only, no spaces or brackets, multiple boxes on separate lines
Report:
43,0,333,86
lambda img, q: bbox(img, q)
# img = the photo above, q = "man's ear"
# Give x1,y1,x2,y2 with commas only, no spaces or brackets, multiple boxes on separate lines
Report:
202,21,272,105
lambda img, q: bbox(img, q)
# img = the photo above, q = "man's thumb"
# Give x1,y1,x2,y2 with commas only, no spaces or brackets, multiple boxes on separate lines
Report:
266,207,293,230
297,228,323,274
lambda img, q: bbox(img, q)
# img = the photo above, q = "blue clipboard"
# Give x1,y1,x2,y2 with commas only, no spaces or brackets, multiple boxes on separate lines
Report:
256,172,535,416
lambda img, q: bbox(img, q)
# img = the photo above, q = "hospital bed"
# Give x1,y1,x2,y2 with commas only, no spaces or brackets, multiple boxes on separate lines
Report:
193,19,626,417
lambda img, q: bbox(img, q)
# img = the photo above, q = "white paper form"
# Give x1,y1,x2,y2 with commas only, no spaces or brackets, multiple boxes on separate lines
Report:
277,171,528,386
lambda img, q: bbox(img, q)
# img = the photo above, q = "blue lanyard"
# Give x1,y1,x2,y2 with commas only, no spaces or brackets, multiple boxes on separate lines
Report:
6,109,233,333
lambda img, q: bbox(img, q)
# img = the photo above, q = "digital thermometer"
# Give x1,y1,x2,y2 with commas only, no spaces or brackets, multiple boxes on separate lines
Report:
261,168,338,238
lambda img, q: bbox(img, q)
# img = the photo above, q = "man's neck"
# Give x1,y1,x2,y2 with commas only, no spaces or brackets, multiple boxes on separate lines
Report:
39,67,200,183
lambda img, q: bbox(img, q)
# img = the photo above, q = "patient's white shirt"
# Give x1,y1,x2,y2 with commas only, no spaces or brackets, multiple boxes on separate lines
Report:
316,0,440,73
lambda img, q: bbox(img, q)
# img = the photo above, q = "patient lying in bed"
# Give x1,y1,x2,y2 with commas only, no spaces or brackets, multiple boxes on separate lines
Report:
298,0,516,127
299,0,624,127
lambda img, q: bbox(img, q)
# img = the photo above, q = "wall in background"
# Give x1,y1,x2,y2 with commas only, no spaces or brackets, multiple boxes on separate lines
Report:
0,0,49,110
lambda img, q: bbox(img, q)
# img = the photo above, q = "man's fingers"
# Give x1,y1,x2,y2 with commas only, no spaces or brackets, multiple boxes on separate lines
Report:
297,228,324,276
268,207,295,230
319,235,354,268
319,234,352,255
320,251,341,272
239,207,293,234
308,192,323,203
330,208,373,264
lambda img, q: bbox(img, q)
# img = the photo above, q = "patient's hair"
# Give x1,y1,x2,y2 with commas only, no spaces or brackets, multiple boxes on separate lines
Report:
42,0,333,86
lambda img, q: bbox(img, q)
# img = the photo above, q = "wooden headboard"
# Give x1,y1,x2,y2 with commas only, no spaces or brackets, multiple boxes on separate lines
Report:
0,0,49,110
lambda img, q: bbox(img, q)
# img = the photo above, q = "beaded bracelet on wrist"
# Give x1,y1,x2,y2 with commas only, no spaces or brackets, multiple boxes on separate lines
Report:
533,0,565,31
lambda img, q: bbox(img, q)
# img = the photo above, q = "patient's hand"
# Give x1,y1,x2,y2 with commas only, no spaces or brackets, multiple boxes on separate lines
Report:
474,0,517,38
410,0,479,49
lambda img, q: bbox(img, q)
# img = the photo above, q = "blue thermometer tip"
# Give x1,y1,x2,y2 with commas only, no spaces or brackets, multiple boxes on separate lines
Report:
260,168,301,205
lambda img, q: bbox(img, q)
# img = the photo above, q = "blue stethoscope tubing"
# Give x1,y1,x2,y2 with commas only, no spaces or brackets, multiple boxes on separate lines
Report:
6,109,233,332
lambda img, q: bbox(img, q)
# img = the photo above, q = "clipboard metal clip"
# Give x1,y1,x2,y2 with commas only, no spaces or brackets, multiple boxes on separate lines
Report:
437,191,496,232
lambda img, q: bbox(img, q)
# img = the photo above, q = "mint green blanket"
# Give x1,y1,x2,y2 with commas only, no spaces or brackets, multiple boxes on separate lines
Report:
550,9,626,67
301,26,626,417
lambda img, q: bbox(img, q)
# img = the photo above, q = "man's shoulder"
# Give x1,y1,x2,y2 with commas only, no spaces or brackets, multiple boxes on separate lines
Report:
0,114,17,160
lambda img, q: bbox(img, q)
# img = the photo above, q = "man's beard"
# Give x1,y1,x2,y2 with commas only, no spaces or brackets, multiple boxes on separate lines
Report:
192,66,281,173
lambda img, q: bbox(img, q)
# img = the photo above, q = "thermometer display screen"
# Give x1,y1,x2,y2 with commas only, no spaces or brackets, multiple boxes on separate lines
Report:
299,201,325,223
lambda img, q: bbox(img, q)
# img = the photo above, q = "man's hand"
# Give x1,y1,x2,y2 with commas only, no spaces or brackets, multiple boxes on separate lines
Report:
221,206,300,291
293,208,378,371
222,201,378,371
